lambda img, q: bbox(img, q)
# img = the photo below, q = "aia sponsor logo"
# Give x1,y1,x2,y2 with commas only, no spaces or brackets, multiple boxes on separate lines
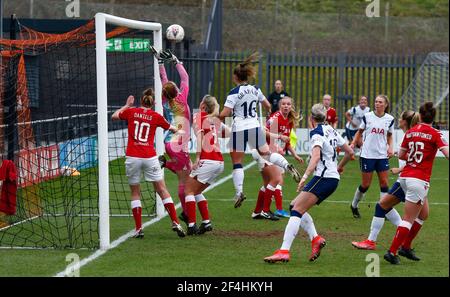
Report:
370,128,385,134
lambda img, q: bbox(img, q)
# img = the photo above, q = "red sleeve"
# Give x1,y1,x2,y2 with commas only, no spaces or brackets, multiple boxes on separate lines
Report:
331,108,338,123
156,113,170,130
400,133,409,150
119,108,132,120
434,129,448,149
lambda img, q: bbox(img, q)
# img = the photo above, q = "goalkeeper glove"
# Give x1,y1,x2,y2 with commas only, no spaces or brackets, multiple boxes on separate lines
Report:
164,49,182,65
149,45,170,64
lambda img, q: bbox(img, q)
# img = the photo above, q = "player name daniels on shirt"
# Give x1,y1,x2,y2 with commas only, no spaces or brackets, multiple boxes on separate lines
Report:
134,112,153,121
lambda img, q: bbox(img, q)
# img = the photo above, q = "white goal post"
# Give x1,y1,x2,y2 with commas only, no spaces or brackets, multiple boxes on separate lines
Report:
95,13,164,250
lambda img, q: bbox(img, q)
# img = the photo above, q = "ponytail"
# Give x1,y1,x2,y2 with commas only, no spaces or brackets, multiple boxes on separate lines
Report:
141,88,155,108
400,110,420,130
233,52,259,82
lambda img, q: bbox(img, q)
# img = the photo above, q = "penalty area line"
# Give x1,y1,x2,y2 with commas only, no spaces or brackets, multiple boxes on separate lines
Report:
54,161,256,277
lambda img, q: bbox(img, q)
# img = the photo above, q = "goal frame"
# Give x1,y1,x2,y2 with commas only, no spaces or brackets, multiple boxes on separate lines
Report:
95,13,164,250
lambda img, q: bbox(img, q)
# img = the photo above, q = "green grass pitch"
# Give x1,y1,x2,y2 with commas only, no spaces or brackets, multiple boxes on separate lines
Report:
0,155,448,276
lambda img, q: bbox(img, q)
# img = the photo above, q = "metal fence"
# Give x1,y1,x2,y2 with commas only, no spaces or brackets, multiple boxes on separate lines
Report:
166,51,448,129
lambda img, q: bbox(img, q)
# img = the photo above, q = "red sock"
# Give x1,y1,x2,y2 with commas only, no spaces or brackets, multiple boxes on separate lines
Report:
132,207,142,231
162,197,179,224
254,187,265,213
185,195,197,225
263,184,276,212
196,194,210,221
402,219,423,250
178,184,186,215
389,221,412,254
131,200,142,231
274,185,283,211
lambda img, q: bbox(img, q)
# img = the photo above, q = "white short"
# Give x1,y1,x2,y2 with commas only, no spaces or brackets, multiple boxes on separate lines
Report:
256,157,272,172
398,177,430,204
190,159,224,185
256,159,285,174
125,156,163,185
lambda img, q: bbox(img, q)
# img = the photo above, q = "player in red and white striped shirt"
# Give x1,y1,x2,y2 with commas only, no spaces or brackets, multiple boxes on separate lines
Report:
384,102,448,264
112,89,186,238
184,95,229,235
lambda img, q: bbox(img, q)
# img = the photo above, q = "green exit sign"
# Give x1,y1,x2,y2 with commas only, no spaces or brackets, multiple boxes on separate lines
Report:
106,38,151,52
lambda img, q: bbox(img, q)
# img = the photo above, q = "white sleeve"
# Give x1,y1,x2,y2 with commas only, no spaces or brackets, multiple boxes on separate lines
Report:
388,118,395,134
257,88,266,103
336,133,346,147
224,94,237,109
310,134,324,149
359,115,367,130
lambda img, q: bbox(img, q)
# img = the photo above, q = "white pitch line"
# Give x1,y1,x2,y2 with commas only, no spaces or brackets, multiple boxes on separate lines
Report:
212,198,449,206
54,161,256,277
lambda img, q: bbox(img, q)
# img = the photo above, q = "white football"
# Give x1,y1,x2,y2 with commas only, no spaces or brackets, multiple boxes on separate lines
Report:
166,24,185,42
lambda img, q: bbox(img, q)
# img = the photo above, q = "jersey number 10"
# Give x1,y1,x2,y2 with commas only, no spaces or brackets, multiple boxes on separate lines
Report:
134,121,151,142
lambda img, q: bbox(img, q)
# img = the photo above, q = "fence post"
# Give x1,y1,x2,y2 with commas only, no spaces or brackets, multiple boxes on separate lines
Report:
337,52,346,127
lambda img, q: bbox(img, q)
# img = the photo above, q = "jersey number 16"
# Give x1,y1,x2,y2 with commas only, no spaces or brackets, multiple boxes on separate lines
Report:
240,100,257,118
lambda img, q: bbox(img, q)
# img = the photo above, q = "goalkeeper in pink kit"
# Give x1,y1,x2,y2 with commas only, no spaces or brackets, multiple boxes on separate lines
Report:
152,47,192,222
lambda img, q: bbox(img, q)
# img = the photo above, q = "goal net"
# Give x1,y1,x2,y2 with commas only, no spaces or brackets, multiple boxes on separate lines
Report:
392,52,449,129
0,14,163,249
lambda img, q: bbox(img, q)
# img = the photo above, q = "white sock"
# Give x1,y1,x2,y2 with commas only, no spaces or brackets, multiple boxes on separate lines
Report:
267,152,289,170
352,187,365,208
280,216,302,251
232,168,244,196
385,208,402,226
368,217,385,242
131,200,141,209
299,212,318,241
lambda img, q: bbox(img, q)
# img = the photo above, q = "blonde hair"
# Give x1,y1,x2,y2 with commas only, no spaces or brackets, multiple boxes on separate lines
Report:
141,88,155,108
311,103,327,123
279,96,301,127
201,94,219,118
233,52,259,82
376,94,390,113
400,110,420,130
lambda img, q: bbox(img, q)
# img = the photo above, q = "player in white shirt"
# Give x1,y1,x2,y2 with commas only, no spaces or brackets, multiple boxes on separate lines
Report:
350,95,397,219
345,96,370,144
219,53,301,208
264,103,354,264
